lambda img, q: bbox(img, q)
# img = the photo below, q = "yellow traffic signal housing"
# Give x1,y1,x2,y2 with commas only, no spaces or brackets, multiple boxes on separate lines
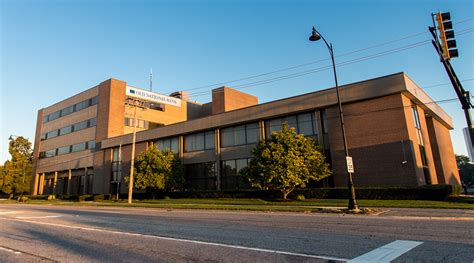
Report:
436,12,458,60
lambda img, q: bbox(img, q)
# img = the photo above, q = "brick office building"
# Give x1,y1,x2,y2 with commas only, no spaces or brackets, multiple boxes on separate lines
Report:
30,72,461,196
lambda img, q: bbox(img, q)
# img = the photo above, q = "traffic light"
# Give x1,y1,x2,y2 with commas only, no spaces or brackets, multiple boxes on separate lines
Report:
436,12,458,60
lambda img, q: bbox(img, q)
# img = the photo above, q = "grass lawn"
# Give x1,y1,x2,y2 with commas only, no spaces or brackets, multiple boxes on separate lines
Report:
3,197,473,211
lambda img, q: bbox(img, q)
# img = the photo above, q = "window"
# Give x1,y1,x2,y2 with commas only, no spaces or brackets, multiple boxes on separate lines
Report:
45,149,57,158
184,162,216,190
138,119,146,129
57,146,71,155
221,128,234,147
48,111,61,121
412,104,430,183
75,99,90,111
72,142,86,152
156,137,179,153
124,118,133,127
41,118,96,141
46,130,58,139
90,96,99,106
221,158,251,190
42,96,98,124
221,123,259,147
73,120,88,132
412,106,424,147
265,113,316,137
61,105,74,117
185,131,215,152
124,118,151,129
297,113,314,136
267,118,282,135
321,110,328,134
246,123,259,144
59,126,72,136
87,140,96,150
112,147,122,182
234,125,246,145
205,131,215,149
89,118,97,127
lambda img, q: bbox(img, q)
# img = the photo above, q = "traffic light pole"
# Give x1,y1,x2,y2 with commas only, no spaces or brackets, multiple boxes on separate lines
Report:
429,26,474,146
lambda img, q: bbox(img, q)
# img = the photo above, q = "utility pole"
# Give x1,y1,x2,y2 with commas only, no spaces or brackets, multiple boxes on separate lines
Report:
125,98,146,204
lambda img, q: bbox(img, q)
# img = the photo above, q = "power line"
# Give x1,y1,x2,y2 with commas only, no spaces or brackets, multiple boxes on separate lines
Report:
162,30,430,94
160,17,473,96
188,28,473,98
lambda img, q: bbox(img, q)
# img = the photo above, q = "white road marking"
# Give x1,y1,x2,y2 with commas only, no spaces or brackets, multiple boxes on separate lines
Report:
0,217,347,261
0,211,23,215
0,246,22,255
348,240,423,263
15,215,62,219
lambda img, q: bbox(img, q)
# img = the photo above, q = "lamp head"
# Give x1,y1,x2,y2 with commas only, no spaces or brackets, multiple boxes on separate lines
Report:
309,26,321,41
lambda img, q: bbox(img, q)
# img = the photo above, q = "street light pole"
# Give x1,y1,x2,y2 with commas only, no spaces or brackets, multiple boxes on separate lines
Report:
309,26,358,211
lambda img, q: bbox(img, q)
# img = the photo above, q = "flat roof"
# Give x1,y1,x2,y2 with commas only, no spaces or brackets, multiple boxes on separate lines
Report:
101,72,454,149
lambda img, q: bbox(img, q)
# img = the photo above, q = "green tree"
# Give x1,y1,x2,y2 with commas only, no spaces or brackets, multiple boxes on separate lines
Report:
124,147,184,198
1,136,32,196
456,154,474,194
241,124,331,200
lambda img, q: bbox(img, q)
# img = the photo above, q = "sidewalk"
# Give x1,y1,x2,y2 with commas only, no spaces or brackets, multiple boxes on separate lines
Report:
376,207,474,219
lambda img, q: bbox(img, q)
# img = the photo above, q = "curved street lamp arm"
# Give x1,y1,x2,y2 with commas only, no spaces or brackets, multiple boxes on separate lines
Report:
312,27,333,57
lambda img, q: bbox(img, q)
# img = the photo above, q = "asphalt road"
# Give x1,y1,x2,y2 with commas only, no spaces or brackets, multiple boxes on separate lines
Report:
0,204,473,262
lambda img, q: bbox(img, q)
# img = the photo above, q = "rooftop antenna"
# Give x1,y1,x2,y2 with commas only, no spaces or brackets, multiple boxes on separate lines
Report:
149,68,153,92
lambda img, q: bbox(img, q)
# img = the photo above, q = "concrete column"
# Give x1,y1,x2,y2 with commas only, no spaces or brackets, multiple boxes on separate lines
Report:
67,169,72,195
38,173,45,195
215,128,221,191
53,171,58,195
178,135,184,161
258,120,265,141
32,173,40,195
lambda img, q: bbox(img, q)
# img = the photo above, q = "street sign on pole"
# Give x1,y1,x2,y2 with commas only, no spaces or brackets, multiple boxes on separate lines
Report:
346,156,354,173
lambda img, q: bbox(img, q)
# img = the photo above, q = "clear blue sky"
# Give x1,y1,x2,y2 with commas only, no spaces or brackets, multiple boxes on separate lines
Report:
1,0,473,163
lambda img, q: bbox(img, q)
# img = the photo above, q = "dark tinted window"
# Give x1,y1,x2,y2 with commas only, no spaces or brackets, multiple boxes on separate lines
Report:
61,105,74,117
48,111,61,121
59,126,72,136
73,120,88,132
90,96,99,106
72,142,86,152
46,130,58,139
57,146,71,155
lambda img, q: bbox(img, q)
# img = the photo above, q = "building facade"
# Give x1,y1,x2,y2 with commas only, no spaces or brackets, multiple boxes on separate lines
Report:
30,72,461,196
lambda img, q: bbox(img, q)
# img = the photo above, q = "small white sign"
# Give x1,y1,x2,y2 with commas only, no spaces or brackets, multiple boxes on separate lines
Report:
126,86,181,107
346,156,354,173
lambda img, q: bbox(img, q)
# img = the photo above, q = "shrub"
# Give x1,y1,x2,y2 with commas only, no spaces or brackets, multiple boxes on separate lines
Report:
60,195,79,201
141,185,459,201
17,196,29,203
79,195,93,202
296,194,305,201
21,195,48,200
47,195,56,201
93,194,111,202
290,184,460,200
